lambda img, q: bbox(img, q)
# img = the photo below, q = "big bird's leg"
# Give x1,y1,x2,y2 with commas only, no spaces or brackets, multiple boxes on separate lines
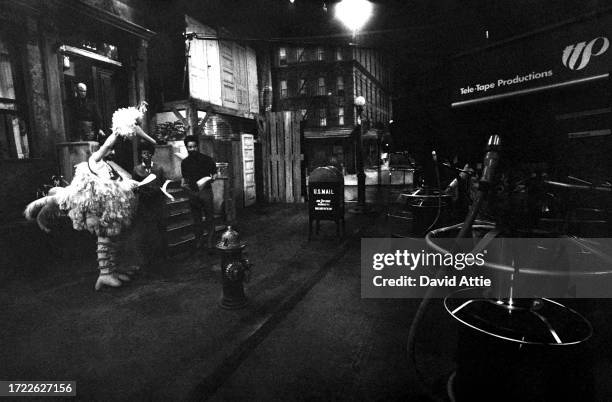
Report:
95,236,124,290
107,236,130,282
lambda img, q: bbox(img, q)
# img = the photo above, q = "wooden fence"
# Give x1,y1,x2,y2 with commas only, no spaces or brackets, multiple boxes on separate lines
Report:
259,111,302,202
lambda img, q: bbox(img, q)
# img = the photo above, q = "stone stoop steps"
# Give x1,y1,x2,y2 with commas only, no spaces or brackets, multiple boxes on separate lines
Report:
165,181,226,255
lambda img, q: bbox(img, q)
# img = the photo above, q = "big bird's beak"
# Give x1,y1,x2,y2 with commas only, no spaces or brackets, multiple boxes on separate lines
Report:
134,125,157,144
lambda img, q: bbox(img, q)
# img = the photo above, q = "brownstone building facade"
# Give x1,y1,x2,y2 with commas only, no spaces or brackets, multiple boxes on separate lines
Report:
0,0,154,223
272,44,392,173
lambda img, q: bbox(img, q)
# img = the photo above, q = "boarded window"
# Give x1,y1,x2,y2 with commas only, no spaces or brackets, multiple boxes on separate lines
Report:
220,41,236,104
235,44,248,108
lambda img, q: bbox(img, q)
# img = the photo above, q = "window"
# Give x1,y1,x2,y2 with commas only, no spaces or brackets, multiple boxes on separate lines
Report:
374,54,378,78
296,47,305,62
359,75,364,99
316,47,324,61
338,107,344,125
298,79,306,95
0,37,29,159
279,47,287,65
221,42,236,103
319,108,326,126
336,76,344,96
317,77,326,96
335,47,343,61
280,80,287,98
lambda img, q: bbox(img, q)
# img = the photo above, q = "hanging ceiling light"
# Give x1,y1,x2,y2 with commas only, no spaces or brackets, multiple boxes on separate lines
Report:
334,0,373,34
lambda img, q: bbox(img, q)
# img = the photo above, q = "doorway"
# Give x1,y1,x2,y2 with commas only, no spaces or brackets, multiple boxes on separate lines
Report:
62,56,132,168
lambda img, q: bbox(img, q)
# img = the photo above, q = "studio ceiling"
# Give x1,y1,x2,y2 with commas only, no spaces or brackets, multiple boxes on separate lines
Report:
148,0,609,91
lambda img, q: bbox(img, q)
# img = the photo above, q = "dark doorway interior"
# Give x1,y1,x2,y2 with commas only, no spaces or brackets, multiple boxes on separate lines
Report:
62,55,132,169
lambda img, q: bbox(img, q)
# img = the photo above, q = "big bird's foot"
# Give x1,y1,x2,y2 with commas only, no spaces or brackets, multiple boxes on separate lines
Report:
113,272,131,282
94,273,122,291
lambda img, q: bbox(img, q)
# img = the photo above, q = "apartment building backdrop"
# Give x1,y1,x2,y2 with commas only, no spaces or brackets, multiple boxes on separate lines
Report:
272,43,393,173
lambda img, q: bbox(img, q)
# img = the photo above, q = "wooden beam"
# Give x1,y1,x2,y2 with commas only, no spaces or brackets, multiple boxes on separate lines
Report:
171,107,189,127
197,106,214,134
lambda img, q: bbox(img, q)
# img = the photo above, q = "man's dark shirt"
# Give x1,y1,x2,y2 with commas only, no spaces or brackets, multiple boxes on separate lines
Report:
71,97,103,141
133,163,165,199
133,163,166,221
181,152,217,191
73,98,102,129
74,98,100,121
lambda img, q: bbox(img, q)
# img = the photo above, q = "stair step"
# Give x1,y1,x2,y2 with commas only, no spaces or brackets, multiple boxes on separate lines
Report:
166,196,189,205
166,224,227,253
168,232,196,248
167,231,196,255
168,209,192,219
166,225,195,244
167,233,195,248
167,217,194,232
167,199,190,215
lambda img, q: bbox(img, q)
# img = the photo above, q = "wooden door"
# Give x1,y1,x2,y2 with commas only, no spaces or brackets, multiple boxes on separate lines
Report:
241,133,256,206
92,66,116,133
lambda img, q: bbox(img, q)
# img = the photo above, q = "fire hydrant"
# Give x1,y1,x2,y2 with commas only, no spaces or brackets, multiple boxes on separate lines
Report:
215,226,252,309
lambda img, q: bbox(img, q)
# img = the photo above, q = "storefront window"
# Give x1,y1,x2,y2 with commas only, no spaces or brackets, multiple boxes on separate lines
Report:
0,37,29,159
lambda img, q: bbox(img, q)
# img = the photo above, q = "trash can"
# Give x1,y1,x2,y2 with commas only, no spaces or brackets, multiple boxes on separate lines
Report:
308,166,345,239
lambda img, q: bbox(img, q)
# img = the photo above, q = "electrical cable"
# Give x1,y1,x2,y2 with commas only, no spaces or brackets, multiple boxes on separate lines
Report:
405,150,448,402
423,150,442,235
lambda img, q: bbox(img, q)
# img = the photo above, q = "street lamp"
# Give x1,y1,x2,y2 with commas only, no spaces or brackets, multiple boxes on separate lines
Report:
334,0,373,37
335,0,373,212
354,95,368,211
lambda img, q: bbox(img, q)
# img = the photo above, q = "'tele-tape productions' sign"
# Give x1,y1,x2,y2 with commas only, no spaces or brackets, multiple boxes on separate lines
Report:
451,12,612,107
